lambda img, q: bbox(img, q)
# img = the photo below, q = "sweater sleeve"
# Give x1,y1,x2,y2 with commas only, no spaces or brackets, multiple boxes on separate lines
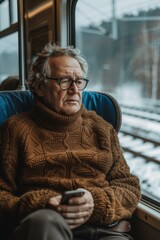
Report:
86,127,141,226
0,121,57,221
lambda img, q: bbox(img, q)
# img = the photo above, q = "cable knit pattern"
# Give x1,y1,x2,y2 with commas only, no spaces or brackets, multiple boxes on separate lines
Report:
0,99,141,224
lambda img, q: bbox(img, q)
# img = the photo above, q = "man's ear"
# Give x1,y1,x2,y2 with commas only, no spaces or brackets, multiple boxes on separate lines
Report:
34,81,44,97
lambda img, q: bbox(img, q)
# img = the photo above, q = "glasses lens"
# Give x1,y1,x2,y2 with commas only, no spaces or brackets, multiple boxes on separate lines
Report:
60,78,72,89
76,79,87,90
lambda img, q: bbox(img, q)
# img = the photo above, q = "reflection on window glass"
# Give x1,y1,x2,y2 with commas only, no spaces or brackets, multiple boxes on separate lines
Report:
76,0,160,204
0,0,10,30
10,0,18,24
0,32,19,83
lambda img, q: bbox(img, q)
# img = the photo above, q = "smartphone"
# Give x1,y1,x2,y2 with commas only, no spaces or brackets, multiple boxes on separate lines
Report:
60,189,85,204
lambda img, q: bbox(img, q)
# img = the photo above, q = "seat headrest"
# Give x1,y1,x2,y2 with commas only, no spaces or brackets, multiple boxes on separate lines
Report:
82,91,121,131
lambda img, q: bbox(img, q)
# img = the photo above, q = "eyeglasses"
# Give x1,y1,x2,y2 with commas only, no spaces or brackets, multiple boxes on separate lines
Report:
44,76,89,91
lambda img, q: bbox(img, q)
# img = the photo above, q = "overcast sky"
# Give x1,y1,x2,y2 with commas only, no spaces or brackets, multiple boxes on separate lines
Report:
76,0,160,27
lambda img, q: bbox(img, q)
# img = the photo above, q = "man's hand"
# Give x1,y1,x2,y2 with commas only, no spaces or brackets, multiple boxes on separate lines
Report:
47,189,94,229
47,195,61,209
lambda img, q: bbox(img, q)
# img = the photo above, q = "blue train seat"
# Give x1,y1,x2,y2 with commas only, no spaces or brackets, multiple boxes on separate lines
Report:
0,90,121,131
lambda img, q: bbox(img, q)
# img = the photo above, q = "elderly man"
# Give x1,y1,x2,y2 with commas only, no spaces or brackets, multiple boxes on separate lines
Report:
0,43,141,240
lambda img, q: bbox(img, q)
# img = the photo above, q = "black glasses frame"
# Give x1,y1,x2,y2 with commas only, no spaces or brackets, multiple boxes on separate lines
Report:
44,76,89,91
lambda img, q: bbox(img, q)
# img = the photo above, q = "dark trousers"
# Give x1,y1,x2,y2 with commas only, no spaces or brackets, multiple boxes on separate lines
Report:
11,209,133,240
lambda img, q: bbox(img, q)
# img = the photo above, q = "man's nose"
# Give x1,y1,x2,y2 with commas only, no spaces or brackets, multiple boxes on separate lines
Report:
68,81,79,93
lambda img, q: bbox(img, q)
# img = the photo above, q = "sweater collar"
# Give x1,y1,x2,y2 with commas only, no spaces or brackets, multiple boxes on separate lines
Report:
30,98,83,132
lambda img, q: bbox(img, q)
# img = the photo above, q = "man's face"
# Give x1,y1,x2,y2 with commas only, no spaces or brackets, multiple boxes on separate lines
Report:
35,56,83,115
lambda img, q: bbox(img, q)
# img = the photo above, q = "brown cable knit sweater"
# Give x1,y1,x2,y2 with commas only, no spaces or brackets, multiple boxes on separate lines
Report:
0,99,141,226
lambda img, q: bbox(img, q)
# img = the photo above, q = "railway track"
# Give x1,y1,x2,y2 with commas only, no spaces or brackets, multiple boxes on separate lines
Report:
121,107,160,123
120,130,160,164
119,104,160,204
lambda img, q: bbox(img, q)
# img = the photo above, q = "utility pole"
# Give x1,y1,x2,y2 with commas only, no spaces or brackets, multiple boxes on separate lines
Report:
111,0,118,40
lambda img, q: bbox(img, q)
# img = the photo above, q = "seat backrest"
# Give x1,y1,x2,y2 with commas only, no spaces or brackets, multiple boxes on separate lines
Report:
0,90,121,131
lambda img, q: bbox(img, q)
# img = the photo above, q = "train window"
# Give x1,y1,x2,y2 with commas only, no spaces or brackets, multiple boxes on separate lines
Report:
0,0,18,31
0,0,10,30
0,32,19,83
75,0,160,207
10,0,18,24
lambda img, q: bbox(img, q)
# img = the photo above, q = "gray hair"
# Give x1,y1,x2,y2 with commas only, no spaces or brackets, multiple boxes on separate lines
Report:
29,43,88,92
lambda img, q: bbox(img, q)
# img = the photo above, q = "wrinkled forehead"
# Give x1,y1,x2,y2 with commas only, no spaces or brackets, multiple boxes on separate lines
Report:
49,56,82,74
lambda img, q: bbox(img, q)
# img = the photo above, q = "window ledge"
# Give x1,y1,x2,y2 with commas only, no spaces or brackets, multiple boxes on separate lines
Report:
135,201,160,231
